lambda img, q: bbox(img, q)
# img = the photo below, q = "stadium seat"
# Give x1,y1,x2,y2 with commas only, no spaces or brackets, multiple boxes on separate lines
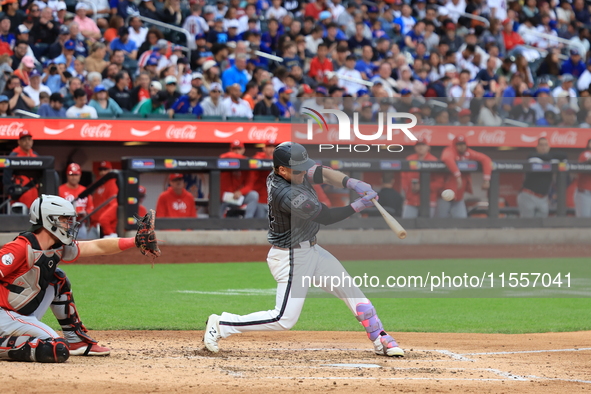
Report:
201,115,224,121
145,113,172,119
227,116,252,122
175,114,198,120
254,115,278,122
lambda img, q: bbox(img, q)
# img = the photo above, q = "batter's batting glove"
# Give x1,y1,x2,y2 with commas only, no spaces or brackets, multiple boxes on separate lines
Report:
350,193,378,213
135,209,161,260
346,178,376,197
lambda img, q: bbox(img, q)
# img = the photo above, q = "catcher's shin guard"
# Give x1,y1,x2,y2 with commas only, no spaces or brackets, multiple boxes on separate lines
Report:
50,269,97,345
355,302,384,341
0,336,69,363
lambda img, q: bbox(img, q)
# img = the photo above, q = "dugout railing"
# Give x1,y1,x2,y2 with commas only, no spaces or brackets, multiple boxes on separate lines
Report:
118,156,591,234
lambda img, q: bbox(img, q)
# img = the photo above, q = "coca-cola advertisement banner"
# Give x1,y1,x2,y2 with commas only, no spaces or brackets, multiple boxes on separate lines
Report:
0,118,587,148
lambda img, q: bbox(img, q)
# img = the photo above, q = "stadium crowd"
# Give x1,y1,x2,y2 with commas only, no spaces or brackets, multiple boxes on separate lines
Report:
0,0,589,125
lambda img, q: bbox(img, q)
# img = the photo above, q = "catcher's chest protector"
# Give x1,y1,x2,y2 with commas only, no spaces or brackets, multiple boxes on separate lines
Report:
4,232,63,315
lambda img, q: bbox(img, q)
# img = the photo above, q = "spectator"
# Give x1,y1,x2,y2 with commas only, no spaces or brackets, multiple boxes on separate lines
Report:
85,42,109,74
10,39,27,70
38,92,66,117
455,108,474,126
508,90,536,124
101,63,119,90
518,138,567,218
159,0,183,26
139,0,160,20
66,88,98,118
47,25,71,60
552,74,578,111
275,87,294,118
156,173,197,218
575,139,591,217
183,4,209,49
108,71,132,111
241,81,258,110
23,69,50,107
222,83,253,119
52,40,76,73
110,27,138,61
221,53,248,92
401,138,439,218
132,90,167,115
348,22,372,55
198,81,224,117
253,84,280,118
103,16,124,43
128,16,148,50
93,160,119,222
309,43,334,84
0,94,10,116
2,0,25,35
42,61,65,94
501,19,524,52
478,92,503,126
438,135,492,218
371,63,397,97
88,85,123,118
69,23,89,58
219,140,265,218
2,130,38,208
72,56,87,83
168,86,202,117
30,7,58,45
161,75,181,109
2,74,34,111
13,54,34,86
74,3,101,41
561,48,585,77
501,72,524,112
530,88,559,121
207,16,228,47
335,54,364,95
130,71,151,108
58,162,97,240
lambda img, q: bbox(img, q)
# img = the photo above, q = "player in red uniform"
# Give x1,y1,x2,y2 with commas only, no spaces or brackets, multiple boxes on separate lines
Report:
156,174,197,218
99,186,148,235
401,138,440,218
92,161,118,222
438,135,492,218
0,195,146,363
58,163,97,239
2,130,39,208
219,140,266,218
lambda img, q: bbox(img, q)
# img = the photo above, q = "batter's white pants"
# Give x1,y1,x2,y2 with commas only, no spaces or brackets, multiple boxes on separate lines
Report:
218,242,368,337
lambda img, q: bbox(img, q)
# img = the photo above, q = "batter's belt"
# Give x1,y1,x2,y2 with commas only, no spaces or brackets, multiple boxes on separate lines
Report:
272,237,317,250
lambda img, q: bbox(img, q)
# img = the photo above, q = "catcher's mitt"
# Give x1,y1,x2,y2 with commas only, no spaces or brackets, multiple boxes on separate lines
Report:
135,209,161,259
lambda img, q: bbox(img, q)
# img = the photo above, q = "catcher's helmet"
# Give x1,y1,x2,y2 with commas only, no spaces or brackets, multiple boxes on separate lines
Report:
29,194,79,245
273,142,315,171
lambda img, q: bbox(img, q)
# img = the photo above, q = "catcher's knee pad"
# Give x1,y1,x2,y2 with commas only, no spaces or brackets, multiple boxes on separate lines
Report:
356,302,385,341
6,337,69,363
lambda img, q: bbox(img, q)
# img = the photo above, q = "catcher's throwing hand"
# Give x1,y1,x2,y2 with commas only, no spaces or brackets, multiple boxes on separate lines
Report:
135,209,161,259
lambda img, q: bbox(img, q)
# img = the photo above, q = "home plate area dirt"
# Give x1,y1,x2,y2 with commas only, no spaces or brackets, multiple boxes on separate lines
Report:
3,330,590,393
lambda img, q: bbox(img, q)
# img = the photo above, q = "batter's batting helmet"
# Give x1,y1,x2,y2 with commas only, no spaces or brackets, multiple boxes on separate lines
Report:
273,142,315,171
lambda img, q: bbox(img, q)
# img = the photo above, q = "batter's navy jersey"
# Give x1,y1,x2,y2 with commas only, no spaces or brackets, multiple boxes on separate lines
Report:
267,172,321,248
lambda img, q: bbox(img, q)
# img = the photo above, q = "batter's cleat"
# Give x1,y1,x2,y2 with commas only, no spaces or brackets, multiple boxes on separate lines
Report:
373,332,404,357
203,314,222,353
68,342,111,356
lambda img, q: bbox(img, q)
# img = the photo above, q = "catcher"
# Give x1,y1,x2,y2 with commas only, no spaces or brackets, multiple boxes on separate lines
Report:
0,194,160,363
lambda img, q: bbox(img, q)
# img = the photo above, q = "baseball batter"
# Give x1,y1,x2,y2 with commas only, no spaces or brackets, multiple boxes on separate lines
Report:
204,142,404,357
0,195,160,363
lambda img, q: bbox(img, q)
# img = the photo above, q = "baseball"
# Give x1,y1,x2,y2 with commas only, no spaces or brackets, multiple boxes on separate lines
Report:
441,189,455,201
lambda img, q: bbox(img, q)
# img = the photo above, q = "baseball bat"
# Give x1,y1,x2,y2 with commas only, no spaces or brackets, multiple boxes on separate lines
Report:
371,198,407,239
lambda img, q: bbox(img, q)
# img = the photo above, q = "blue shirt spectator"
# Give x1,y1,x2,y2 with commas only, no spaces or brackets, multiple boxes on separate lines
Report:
221,57,249,92
170,88,203,116
560,50,586,77
110,31,138,55
38,93,66,117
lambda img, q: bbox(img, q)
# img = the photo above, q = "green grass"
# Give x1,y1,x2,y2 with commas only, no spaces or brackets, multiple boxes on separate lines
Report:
41,259,591,334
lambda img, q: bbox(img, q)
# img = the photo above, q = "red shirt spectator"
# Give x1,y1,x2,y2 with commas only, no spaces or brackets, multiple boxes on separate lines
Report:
501,19,524,51
156,174,197,218
440,135,493,201
308,43,333,84
99,185,147,235
304,0,326,19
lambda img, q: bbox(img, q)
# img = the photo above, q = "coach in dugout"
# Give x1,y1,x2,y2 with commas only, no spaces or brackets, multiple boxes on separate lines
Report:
219,140,266,218
438,135,493,218
156,174,197,218
518,137,567,218
401,137,439,218
251,139,276,218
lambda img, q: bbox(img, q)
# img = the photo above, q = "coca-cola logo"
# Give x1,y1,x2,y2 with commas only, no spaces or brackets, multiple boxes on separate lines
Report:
550,131,578,146
247,126,278,141
0,122,25,137
478,130,506,145
80,123,112,138
166,125,197,140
